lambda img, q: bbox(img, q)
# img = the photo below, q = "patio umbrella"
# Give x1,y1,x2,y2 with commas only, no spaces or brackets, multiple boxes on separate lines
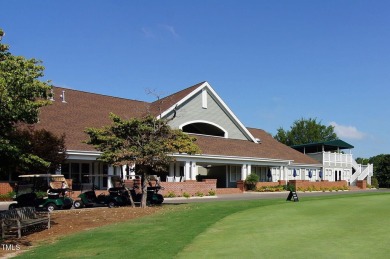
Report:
319,170,323,179
308,170,312,178
293,169,297,178
267,169,272,181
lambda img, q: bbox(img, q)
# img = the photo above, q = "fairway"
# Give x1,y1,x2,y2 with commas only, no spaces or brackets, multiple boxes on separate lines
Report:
17,192,390,259
177,194,390,258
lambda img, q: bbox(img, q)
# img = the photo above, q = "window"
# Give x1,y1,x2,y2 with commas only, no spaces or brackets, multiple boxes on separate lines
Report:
81,163,90,183
251,166,267,182
182,122,225,137
71,163,80,183
230,166,241,182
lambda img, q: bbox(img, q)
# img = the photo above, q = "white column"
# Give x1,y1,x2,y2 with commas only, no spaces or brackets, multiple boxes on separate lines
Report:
191,162,198,180
108,165,114,188
241,164,247,180
169,162,175,177
280,166,284,181
247,164,252,177
184,161,191,181
284,167,288,185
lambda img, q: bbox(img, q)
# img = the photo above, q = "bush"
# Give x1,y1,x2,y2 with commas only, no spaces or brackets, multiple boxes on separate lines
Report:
245,173,259,191
256,185,285,192
164,191,176,198
208,189,216,196
183,192,191,199
0,191,15,201
286,184,295,192
371,177,379,188
195,191,204,197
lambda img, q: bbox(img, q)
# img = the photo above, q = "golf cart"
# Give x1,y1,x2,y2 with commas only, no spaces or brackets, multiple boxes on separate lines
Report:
73,175,131,209
126,175,164,205
9,174,73,212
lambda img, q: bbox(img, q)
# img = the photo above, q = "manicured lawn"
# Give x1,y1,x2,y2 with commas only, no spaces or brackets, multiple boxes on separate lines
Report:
18,192,390,258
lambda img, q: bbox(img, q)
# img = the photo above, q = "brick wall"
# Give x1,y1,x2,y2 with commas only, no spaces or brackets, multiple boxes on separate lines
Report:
289,180,348,189
70,190,108,200
0,182,14,195
216,188,242,194
238,180,285,191
256,181,285,188
356,180,367,189
159,179,217,197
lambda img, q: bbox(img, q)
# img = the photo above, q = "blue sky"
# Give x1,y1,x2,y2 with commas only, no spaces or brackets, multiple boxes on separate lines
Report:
2,1,389,158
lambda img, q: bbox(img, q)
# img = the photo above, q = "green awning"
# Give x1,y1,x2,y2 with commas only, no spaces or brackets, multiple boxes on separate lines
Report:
291,139,354,153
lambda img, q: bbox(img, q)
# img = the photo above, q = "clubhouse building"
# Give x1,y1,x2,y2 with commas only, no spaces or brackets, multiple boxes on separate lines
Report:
32,81,372,195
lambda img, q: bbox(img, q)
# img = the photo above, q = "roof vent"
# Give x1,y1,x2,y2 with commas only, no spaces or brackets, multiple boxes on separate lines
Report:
60,90,67,103
255,138,261,143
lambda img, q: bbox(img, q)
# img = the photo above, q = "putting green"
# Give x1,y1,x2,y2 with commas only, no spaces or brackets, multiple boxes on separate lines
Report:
176,194,390,258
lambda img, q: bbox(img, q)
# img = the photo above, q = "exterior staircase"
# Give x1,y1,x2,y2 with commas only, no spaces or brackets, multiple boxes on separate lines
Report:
350,159,374,186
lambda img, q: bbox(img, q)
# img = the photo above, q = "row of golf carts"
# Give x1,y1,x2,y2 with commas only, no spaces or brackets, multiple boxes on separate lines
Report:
9,174,164,212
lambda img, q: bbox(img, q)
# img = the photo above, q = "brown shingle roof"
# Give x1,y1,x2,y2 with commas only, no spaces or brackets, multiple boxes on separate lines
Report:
36,87,150,151
191,128,320,165
149,81,205,116
35,83,320,165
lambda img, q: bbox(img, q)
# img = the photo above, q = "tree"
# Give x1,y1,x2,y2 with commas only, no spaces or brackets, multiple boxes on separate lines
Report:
0,28,52,175
274,118,337,146
369,154,390,188
85,113,201,208
13,128,67,174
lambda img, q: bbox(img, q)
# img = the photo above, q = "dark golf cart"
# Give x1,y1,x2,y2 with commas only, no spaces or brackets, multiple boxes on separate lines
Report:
73,175,131,209
9,174,73,212
73,175,164,208
125,175,164,206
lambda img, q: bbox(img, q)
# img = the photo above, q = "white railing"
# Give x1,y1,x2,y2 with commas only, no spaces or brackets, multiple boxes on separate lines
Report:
322,152,353,167
350,161,373,185
358,164,373,181
319,152,373,185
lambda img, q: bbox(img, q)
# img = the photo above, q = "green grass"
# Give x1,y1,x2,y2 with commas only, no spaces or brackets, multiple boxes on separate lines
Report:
17,192,390,259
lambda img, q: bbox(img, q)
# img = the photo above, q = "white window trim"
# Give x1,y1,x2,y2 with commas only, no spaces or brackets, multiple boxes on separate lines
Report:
202,89,207,109
180,120,228,138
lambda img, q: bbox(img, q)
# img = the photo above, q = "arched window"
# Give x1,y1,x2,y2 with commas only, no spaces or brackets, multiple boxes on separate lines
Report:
181,121,226,137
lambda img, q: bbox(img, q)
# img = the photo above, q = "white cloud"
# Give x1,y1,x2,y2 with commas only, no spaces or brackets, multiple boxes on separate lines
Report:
141,24,179,39
330,122,366,140
158,24,179,38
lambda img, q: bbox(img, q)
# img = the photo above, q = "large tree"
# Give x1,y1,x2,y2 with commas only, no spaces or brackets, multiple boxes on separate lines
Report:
12,128,67,174
274,118,337,146
85,113,201,207
0,29,53,175
369,154,390,188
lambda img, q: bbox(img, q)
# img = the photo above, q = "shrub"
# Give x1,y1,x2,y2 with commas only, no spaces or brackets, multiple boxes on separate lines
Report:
195,191,204,197
245,173,259,191
371,177,379,188
286,184,295,192
256,185,285,192
183,192,191,199
0,191,15,201
208,189,216,196
165,191,176,198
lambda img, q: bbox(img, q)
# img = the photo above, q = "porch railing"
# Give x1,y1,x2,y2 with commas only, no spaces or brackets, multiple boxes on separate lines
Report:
322,152,353,167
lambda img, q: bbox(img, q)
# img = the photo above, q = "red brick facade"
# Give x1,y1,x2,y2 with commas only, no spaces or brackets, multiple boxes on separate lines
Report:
159,179,218,197
0,182,14,195
289,180,349,190
356,180,367,189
